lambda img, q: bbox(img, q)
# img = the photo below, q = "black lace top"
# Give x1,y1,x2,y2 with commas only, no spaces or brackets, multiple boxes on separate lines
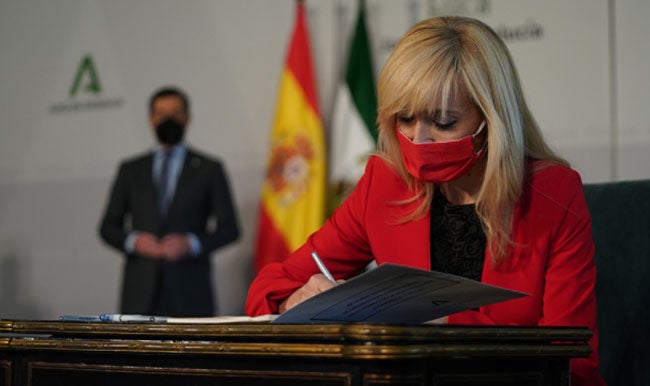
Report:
430,190,487,281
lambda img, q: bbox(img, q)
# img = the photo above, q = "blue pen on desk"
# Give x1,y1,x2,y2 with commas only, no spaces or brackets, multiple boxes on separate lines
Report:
99,314,167,323
310,251,337,285
59,315,102,322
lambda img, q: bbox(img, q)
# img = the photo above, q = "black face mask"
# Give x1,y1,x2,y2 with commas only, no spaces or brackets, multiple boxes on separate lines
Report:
155,118,185,145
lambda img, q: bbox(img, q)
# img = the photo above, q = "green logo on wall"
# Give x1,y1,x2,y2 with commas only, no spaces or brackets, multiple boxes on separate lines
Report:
49,53,123,114
69,55,102,97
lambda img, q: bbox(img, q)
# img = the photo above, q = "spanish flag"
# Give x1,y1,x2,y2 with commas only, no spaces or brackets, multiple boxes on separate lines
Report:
253,0,326,272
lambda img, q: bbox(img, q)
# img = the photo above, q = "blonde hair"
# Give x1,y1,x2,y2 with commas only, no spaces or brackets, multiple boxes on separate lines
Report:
376,16,566,263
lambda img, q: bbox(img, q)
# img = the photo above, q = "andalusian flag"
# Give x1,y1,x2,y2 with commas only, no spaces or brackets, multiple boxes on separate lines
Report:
254,0,326,272
329,0,377,207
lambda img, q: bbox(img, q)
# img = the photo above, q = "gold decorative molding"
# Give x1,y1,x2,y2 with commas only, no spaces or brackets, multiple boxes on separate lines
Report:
0,320,12,333
0,319,592,360
0,320,592,343
7,337,590,359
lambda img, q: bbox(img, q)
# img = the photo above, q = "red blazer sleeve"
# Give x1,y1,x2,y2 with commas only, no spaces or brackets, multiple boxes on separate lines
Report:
245,158,380,316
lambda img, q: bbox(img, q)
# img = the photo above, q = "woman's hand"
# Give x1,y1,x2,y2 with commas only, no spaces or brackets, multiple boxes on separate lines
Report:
423,316,448,325
279,274,343,313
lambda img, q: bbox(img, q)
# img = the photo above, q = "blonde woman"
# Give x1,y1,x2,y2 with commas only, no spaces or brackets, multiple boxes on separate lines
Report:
247,16,604,385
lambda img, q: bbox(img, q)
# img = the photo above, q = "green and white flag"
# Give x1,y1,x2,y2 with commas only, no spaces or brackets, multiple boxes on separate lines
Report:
330,0,377,207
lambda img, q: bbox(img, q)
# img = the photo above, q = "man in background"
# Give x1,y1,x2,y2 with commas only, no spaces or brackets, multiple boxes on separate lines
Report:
99,86,240,317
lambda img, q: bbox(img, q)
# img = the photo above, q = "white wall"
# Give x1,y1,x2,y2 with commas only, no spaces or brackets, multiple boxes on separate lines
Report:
615,0,650,180
0,0,648,319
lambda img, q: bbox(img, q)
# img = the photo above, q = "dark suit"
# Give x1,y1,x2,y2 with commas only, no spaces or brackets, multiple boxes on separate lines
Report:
99,147,240,316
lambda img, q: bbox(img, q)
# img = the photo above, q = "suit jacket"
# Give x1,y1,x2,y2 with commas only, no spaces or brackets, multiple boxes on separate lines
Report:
246,155,604,386
100,146,240,316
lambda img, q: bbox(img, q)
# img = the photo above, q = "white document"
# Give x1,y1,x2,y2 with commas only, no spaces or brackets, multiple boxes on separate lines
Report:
272,263,527,325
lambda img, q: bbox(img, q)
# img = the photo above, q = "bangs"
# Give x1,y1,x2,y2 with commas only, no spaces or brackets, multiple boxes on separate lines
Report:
379,35,465,124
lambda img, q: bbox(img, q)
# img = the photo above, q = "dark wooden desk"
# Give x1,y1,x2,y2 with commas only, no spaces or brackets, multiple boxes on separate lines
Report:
0,320,591,386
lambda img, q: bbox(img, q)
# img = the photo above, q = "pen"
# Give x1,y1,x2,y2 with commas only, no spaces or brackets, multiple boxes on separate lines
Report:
59,315,102,322
311,251,337,285
99,314,167,323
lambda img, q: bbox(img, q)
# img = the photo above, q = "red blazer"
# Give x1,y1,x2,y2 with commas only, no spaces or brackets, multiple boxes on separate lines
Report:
246,156,604,386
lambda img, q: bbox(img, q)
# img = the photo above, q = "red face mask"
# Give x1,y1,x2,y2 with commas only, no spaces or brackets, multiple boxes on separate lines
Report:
397,121,486,182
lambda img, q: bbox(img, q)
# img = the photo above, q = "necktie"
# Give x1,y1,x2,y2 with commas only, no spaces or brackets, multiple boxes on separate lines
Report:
158,153,171,216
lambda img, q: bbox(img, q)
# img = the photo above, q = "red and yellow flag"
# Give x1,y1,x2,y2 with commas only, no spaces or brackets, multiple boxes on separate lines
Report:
254,1,326,272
